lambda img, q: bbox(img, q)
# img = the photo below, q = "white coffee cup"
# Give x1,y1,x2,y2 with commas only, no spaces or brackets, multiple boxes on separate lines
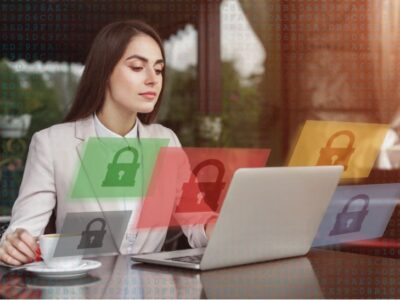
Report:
39,234,83,269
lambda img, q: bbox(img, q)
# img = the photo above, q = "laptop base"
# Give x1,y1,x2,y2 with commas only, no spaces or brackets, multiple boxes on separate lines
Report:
132,248,205,270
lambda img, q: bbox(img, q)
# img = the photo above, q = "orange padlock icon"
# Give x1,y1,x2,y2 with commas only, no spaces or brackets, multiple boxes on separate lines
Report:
316,130,355,171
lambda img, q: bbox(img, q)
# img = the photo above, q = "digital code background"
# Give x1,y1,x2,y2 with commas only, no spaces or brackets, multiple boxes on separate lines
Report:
1,0,400,297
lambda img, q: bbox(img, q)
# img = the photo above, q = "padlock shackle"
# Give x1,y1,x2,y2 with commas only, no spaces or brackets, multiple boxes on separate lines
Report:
85,218,106,231
342,194,369,212
189,159,226,184
325,130,355,149
112,146,139,165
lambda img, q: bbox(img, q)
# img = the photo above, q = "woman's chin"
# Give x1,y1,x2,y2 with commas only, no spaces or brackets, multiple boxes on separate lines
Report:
119,102,156,115
136,103,156,114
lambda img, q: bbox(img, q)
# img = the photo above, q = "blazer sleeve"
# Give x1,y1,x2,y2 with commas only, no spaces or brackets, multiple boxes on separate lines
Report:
0,130,56,244
167,129,209,248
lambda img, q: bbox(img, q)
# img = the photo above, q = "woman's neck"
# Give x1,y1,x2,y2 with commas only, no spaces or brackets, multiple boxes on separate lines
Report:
97,104,137,137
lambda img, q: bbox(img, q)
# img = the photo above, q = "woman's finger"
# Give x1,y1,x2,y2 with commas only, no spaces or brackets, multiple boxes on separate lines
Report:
14,229,37,253
4,242,31,264
0,248,22,266
8,236,35,260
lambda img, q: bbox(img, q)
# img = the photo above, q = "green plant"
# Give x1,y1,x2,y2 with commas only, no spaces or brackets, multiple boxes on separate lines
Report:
160,61,264,148
0,60,27,115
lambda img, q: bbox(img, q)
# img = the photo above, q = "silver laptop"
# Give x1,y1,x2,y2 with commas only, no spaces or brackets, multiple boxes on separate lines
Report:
131,166,343,270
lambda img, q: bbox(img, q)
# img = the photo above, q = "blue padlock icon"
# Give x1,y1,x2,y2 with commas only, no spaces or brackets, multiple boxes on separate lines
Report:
329,194,369,236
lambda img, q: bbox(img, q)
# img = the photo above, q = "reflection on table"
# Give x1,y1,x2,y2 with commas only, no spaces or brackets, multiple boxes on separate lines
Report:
0,249,399,299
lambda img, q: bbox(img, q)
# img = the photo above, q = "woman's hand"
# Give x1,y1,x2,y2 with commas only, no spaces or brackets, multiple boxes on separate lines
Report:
0,229,37,266
205,217,218,240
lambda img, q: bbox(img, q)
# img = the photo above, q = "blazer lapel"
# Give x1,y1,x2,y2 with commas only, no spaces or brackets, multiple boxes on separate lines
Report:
74,115,97,200
132,119,154,252
74,116,115,211
75,115,96,141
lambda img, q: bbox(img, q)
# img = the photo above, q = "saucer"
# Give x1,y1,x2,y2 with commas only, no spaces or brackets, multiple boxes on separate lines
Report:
26,275,101,288
26,260,102,279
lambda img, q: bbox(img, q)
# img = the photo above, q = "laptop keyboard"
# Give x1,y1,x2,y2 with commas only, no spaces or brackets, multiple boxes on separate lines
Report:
168,254,203,264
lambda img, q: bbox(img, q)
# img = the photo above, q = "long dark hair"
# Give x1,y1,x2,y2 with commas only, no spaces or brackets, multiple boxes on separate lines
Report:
64,20,166,124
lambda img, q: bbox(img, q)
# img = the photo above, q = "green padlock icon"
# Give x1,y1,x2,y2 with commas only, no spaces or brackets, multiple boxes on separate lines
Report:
102,146,140,187
316,130,355,171
77,218,106,249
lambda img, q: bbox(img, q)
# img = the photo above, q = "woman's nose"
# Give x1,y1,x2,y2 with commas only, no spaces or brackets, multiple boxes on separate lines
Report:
144,68,158,86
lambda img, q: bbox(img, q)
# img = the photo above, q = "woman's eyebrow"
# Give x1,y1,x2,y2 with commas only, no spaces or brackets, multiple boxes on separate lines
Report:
126,54,164,65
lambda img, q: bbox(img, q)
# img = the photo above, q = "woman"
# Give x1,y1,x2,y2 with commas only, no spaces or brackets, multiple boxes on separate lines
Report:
0,20,214,266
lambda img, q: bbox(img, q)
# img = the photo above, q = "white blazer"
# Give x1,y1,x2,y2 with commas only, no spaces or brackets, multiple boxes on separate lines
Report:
0,116,208,253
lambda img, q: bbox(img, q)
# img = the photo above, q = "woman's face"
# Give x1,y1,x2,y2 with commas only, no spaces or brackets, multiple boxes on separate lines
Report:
105,34,164,115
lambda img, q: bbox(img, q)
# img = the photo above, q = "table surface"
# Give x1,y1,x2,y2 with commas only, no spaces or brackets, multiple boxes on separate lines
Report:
0,249,399,299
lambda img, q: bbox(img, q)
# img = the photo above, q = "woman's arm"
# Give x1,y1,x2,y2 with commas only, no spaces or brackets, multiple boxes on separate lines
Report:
205,216,218,239
167,129,216,248
0,131,57,265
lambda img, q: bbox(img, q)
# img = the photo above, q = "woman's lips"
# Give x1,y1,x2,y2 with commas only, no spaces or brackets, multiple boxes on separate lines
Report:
139,92,156,100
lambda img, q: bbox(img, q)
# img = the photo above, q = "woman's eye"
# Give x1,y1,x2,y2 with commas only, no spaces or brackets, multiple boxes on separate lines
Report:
155,69,163,75
130,66,143,71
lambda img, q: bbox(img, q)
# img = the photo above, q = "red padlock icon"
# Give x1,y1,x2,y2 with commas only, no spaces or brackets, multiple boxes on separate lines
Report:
177,159,226,213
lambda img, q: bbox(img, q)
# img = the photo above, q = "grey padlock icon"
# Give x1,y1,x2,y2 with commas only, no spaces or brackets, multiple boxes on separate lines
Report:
329,194,369,236
316,130,355,171
77,218,107,249
102,146,140,187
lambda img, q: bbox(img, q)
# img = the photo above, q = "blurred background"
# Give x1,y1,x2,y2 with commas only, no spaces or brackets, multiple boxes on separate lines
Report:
1,0,400,253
